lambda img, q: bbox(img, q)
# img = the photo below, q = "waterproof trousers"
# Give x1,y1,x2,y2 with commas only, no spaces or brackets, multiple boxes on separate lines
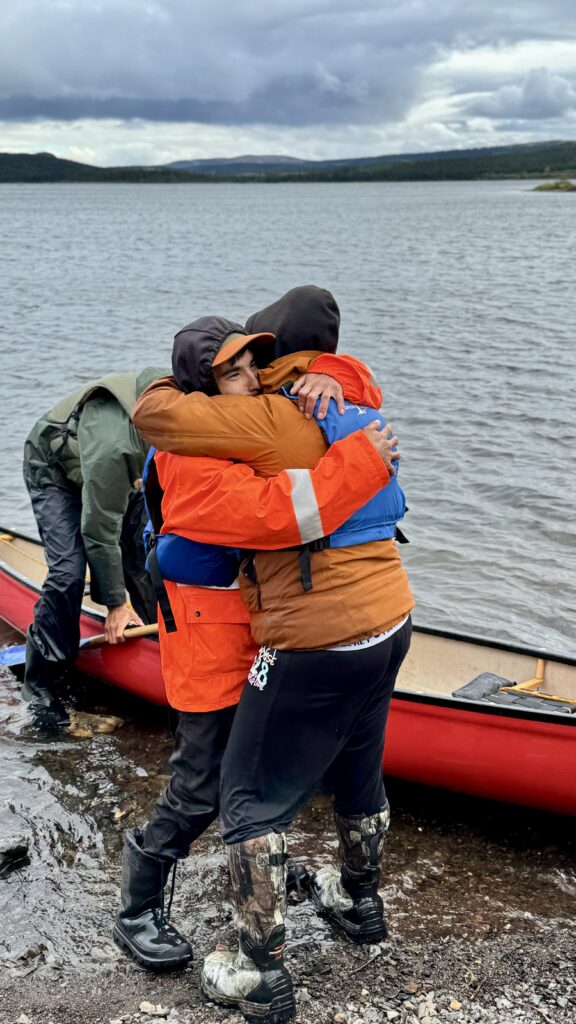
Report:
142,704,237,862
24,476,156,668
220,618,412,845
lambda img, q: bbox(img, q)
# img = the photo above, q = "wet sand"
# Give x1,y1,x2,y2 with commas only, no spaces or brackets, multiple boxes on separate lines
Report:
1,621,575,1024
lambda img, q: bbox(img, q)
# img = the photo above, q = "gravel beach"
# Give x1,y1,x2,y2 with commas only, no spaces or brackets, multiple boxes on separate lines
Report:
1,625,575,1024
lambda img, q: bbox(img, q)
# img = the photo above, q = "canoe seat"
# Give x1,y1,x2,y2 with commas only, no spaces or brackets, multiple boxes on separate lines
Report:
452,673,512,700
453,673,576,714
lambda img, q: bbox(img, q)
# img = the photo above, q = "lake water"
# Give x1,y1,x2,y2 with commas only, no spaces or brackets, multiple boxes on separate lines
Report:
0,180,574,656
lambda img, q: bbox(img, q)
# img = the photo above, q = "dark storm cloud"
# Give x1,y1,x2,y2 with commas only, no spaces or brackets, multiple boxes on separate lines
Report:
0,66,418,127
0,0,438,127
0,0,575,128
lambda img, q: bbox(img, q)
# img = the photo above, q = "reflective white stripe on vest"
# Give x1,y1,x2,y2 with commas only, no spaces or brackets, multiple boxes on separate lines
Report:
285,468,323,544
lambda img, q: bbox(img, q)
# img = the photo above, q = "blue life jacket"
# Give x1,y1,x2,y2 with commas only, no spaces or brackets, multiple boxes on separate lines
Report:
280,389,406,548
142,447,241,631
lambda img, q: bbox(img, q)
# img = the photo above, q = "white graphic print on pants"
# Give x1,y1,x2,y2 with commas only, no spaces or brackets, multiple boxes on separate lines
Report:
248,646,278,691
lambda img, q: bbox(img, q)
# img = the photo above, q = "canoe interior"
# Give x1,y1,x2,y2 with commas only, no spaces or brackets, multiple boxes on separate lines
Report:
396,629,575,704
0,528,106,619
1,526,575,706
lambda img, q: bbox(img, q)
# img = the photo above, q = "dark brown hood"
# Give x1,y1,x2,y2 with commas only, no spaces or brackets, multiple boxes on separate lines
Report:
245,285,340,359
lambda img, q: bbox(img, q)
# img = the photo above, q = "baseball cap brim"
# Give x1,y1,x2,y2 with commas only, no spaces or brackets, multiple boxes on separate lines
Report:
211,331,275,368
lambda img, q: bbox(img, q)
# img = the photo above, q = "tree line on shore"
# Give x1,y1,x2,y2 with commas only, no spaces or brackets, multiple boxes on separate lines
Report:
1,140,575,184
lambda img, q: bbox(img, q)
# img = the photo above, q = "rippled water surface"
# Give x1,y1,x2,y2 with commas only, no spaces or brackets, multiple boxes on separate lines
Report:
1,180,574,654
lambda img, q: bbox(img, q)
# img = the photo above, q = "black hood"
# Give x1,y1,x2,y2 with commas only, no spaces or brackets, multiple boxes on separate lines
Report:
245,285,340,359
172,315,270,394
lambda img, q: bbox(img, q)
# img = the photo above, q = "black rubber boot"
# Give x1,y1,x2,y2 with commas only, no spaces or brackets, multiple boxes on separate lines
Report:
311,807,390,944
201,833,296,1024
113,828,192,971
21,636,70,733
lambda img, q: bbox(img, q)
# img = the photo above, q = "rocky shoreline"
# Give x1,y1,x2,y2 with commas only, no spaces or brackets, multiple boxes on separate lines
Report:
1,655,574,1024
2,901,575,1024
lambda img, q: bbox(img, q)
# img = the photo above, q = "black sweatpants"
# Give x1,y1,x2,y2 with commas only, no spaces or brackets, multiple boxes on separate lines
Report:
219,617,412,845
142,704,237,862
25,477,156,668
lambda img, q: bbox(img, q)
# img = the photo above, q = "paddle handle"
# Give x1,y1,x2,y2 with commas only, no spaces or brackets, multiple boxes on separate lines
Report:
81,623,159,649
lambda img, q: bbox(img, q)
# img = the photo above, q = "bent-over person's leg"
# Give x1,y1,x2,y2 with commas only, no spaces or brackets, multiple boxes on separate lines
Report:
23,480,87,726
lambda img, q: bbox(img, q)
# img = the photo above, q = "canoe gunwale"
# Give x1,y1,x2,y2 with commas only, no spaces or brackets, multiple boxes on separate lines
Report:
0,525,42,546
392,687,576,728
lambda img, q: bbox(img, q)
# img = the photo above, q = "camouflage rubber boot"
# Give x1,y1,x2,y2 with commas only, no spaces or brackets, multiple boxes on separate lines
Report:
311,806,390,944
201,833,296,1024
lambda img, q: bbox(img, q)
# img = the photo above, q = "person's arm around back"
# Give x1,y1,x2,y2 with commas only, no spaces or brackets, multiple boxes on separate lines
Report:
133,376,278,462
158,421,400,550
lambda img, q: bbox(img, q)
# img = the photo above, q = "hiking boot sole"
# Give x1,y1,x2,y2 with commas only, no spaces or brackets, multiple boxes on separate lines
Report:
310,886,388,945
201,975,296,1024
112,924,192,972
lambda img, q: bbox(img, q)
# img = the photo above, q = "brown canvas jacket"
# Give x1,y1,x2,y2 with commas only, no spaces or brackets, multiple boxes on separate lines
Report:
132,355,414,649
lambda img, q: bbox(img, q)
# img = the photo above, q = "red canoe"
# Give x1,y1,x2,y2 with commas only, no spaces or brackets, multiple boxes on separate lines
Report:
1,526,575,816
0,526,166,705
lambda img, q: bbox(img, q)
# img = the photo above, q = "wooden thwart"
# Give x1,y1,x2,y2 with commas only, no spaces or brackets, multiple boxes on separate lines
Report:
500,658,576,705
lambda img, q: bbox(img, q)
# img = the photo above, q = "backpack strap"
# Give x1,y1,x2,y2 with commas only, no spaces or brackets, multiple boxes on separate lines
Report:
146,537,177,633
297,538,330,593
141,448,177,632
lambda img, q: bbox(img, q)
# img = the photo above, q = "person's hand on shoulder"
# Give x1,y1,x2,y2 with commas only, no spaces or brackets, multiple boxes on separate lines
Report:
290,373,345,420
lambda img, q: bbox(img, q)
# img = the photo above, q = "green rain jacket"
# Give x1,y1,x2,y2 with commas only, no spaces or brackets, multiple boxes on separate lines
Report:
23,368,166,608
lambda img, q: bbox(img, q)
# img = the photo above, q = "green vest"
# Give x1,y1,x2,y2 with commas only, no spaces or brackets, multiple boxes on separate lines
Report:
24,367,165,489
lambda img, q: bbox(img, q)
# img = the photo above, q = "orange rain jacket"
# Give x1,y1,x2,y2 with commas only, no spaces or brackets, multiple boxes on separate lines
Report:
155,418,391,712
134,352,414,668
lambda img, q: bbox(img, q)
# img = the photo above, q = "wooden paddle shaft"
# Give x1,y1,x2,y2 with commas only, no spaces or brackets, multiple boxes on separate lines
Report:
82,623,159,649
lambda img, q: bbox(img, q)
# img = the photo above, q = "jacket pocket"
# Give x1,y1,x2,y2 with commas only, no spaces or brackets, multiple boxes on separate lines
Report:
178,586,254,678
181,586,250,625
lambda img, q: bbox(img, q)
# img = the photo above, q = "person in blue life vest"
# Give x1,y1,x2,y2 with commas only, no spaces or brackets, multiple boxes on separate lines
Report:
114,312,402,974
132,285,414,1024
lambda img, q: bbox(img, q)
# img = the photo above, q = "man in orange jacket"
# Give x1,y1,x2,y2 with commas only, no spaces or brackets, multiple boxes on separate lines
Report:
133,286,414,1023
114,311,402,973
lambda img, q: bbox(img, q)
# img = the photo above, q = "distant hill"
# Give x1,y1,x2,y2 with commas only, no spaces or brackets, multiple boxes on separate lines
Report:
1,141,575,184
163,142,563,177
270,140,576,183
166,154,308,173
0,151,213,183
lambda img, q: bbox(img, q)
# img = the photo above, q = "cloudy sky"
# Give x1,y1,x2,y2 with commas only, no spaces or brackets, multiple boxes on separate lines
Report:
1,0,575,166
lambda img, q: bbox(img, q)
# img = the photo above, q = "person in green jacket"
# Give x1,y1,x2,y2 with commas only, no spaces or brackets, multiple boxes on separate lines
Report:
22,368,165,729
